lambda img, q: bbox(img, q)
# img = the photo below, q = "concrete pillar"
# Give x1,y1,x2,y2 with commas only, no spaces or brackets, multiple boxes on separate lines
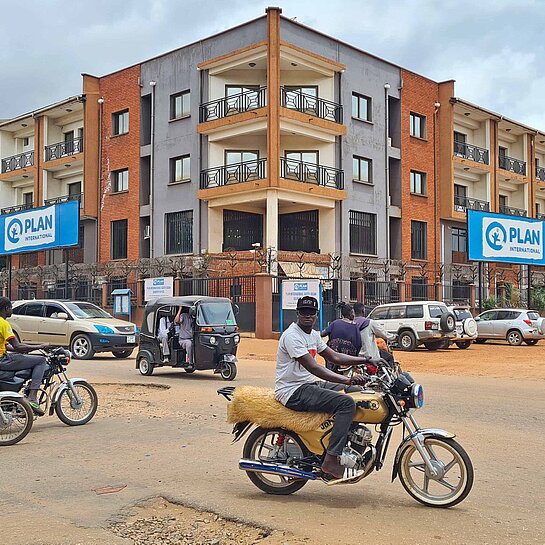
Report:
435,282,443,302
101,282,109,309
469,283,476,313
174,277,182,296
266,190,278,275
356,278,365,303
136,279,144,307
255,274,275,339
397,280,406,302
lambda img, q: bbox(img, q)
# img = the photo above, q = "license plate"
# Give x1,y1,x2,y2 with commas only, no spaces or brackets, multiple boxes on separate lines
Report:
127,335,136,344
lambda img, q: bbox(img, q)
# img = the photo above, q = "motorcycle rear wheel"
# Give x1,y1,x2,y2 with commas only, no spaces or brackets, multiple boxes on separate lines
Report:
0,397,33,446
243,427,309,495
398,436,473,508
55,382,98,426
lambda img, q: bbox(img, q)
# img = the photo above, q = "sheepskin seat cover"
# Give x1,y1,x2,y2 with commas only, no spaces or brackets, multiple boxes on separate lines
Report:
227,386,331,433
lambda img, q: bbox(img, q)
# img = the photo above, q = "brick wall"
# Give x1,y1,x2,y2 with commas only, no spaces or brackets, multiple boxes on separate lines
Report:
99,65,141,263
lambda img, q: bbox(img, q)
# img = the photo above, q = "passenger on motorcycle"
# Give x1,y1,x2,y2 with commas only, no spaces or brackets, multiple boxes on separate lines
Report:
0,297,49,415
275,296,374,480
353,302,396,365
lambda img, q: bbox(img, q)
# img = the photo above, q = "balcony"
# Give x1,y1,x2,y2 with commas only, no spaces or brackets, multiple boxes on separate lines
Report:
1,151,34,174
453,141,489,165
499,155,526,176
200,158,267,189
45,137,84,161
280,158,344,189
1,203,33,215
500,205,527,217
453,195,490,213
280,87,343,123
44,192,83,208
199,87,266,122
536,166,545,182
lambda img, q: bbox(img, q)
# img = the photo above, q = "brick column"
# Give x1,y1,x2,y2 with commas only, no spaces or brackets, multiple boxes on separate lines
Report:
101,282,109,309
255,273,274,339
397,280,406,302
174,277,182,296
435,282,443,302
469,283,476,313
356,278,365,303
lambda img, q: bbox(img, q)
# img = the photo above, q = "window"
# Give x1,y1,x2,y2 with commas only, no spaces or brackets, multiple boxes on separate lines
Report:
223,210,263,251
225,85,260,115
165,210,193,254
23,137,29,147
499,195,507,208
170,155,190,183
454,184,467,198
479,311,497,321
112,169,129,192
452,227,467,253
23,192,33,206
170,90,190,120
454,131,467,155
44,304,65,318
428,304,449,318
284,151,319,183
388,306,406,320
111,219,128,260
410,170,426,195
225,151,259,183
537,203,541,215
279,210,319,253
283,86,318,114
411,220,427,260
352,93,372,121
410,112,426,138
369,307,388,320
353,156,372,184
12,302,43,317
406,305,424,318
411,278,428,301
349,210,376,255
499,146,507,169
112,110,129,135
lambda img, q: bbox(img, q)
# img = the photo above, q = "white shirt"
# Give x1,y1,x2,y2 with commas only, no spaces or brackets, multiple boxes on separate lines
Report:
158,317,171,337
275,322,327,405
359,320,396,360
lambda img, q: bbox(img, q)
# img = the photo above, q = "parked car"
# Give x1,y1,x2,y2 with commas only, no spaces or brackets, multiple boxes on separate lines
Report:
447,306,478,349
474,308,545,346
367,300,456,351
9,300,139,360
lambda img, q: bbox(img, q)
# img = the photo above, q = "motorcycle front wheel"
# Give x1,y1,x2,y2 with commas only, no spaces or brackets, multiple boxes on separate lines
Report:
398,436,473,507
55,382,98,426
243,427,309,495
0,397,33,446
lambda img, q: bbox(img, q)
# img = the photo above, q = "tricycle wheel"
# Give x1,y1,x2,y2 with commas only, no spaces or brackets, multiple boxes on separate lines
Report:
220,362,237,381
138,357,154,376
184,368,195,374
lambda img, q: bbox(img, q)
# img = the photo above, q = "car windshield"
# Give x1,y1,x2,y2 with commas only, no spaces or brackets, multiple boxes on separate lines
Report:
65,302,111,319
454,309,473,320
428,304,448,318
196,302,236,326
527,311,540,320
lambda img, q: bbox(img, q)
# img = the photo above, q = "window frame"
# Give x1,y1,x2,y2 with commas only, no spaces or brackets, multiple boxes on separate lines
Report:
352,92,372,122
411,220,428,260
410,112,426,139
112,168,129,193
169,155,191,184
111,219,128,260
353,155,372,184
165,210,193,255
349,210,377,255
170,90,191,120
112,109,129,136
410,170,426,195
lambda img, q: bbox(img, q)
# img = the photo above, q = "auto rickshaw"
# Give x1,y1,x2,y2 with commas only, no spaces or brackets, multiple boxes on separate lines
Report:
136,296,239,380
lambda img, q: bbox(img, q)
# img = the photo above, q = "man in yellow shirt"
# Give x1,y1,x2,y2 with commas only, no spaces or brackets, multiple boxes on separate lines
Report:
0,297,48,415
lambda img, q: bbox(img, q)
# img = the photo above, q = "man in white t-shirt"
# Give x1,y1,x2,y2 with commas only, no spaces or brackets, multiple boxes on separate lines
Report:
276,296,374,480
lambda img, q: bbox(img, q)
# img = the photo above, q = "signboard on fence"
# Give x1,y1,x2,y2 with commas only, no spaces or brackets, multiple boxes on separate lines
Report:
281,280,321,310
467,209,545,265
144,276,174,301
0,200,80,255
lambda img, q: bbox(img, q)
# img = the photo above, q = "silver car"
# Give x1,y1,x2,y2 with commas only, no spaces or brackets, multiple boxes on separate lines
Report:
475,308,545,346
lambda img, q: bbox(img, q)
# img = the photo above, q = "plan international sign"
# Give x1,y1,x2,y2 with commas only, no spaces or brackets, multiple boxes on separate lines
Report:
467,209,545,265
0,200,80,256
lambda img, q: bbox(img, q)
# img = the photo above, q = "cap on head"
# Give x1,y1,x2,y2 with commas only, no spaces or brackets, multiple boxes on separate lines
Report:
296,296,319,311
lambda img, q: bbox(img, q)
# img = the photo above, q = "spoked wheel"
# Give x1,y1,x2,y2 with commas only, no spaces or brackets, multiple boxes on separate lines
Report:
243,428,309,495
55,382,98,426
398,436,473,508
0,397,33,446
220,362,237,381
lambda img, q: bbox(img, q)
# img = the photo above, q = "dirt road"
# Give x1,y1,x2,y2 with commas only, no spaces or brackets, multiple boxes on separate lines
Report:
1,341,544,545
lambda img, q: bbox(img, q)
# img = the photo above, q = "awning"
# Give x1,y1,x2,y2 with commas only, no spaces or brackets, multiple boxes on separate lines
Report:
278,261,330,279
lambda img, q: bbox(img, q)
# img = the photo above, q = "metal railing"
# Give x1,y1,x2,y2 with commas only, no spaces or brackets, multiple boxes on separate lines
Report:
44,192,83,207
45,136,83,161
536,166,545,182
453,141,489,164
1,202,33,215
500,204,527,217
280,158,344,189
280,87,343,123
499,154,526,175
1,151,34,173
200,158,267,189
199,87,266,122
453,195,490,212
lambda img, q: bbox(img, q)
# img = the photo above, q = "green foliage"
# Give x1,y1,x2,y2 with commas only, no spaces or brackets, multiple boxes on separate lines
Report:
530,288,545,314
482,296,498,311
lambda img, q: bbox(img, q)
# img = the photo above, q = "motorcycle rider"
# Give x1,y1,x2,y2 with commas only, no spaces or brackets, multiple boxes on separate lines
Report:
0,297,48,415
276,296,375,480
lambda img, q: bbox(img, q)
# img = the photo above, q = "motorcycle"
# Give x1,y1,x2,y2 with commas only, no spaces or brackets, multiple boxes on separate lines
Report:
0,391,33,446
218,358,474,508
0,347,98,426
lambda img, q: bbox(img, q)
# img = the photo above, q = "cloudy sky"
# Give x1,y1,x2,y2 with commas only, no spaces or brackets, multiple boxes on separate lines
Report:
1,0,544,128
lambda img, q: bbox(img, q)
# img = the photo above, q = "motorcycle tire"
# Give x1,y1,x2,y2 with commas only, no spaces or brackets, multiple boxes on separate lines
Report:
0,397,33,446
220,362,237,381
55,381,98,426
243,427,309,495
398,436,474,508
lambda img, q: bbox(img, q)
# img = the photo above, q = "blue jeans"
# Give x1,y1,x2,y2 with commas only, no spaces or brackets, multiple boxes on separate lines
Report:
0,353,48,390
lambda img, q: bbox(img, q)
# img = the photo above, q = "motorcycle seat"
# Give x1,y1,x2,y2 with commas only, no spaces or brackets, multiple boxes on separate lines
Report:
227,386,331,434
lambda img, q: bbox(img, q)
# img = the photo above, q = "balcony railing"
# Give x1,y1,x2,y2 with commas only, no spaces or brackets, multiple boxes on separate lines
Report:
454,195,490,213
453,141,489,164
499,155,526,175
200,158,267,189
44,192,83,208
1,202,33,215
45,137,84,161
537,213,545,220
1,151,34,174
536,166,545,182
500,204,527,217
199,87,267,122
280,87,343,123
280,158,344,189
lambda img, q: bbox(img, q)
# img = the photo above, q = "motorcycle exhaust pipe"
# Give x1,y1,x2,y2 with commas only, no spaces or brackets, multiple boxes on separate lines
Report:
239,459,317,481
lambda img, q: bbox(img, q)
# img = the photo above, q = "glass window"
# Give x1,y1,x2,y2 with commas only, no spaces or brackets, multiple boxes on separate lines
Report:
411,221,427,260
23,192,33,206
353,156,372,183
112,169,128,192
479,311,497,321
410,112,426,138
283,86,318,114
387,306,406,319
223,210,263,251
410,171,426,195
170,155,190,183
165,210,193,254
19,302,43,317
452,227,467,253
406,305,424,318
527,311,540,320
44,304,65,318
352,93,372,121
111,219,128,260
349,210,376,255
225,151,259,165
196,302,236,326
369,307,388,320
428,304,448,318
454,131,467,155
112,110,129,135
453,309,473,320
170,90,190,119
68,182,82,196
65,302,111,319
279,210,319,253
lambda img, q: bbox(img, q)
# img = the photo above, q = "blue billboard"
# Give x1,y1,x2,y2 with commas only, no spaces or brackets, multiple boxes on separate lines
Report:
467,209,545,265
0,200,80,256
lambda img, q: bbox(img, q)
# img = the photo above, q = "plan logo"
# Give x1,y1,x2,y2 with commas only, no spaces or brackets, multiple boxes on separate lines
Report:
6,218,23,245
485,222,507,251
4,206,56,252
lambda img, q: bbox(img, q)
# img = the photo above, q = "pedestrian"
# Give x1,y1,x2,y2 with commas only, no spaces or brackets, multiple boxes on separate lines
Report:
353,302,396,363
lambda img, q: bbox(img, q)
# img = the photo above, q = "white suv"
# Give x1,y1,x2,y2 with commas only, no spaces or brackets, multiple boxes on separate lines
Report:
368,301,456,351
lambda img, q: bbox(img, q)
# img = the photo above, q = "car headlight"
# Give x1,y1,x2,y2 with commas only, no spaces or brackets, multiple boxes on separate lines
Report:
95,325,115,335
209,336,217,345
234,335,240,345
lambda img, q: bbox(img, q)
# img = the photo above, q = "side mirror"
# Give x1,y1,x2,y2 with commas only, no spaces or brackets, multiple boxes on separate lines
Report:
57,312,69,320
474,316,480,322
233,304,240,316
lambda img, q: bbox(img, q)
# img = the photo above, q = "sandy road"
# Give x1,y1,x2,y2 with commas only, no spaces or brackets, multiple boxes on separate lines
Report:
1,341,544,544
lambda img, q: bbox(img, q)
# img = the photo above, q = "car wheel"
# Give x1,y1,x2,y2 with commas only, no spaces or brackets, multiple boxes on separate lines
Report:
524,339,539,346
506,330,523,346
71,334,95,360
455,341,472,349
398,331,417,351
112,349,134,358
138,357,154,376
474,338,487,344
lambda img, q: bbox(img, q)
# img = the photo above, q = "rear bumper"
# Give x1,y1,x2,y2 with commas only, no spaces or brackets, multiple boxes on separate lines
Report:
88,333,140,352
522,330,545,340
417,331,455,342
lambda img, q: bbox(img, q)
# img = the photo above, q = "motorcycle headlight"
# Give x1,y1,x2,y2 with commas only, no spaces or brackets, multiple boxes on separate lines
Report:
411,384,424,409
234,335,240,345
95,325,115,335
209,336,217,345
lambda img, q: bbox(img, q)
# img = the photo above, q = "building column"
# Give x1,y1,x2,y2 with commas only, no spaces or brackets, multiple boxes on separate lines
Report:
255,274,275,339
266,7,281,187
266,190,278,275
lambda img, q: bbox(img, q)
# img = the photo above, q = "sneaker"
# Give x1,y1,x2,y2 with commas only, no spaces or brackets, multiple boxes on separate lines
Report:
27,400,45,416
